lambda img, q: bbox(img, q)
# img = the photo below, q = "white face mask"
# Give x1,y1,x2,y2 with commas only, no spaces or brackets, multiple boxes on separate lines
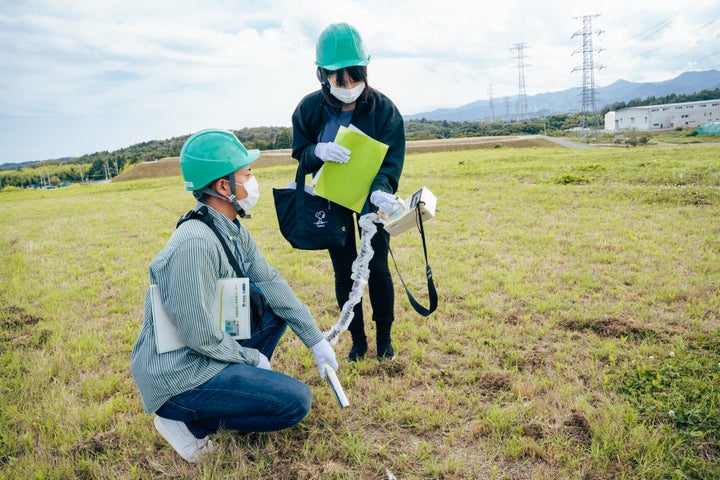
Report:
235,176,260,212
330,82,365,104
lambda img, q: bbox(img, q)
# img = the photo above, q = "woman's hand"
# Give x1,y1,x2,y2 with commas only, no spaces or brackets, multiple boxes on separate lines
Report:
314,142,350,163
370,190,403,214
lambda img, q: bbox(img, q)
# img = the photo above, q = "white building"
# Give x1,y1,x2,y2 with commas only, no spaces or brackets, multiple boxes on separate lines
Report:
604,99,720,131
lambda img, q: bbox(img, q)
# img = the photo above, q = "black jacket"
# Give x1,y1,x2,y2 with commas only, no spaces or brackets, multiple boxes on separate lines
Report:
291,89,405,213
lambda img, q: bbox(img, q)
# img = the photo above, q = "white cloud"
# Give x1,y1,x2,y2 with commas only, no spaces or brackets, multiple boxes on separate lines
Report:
0,0,719,162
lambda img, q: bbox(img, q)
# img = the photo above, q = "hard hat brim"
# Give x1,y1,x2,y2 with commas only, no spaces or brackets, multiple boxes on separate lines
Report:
246,149,260,164
315,56,370,71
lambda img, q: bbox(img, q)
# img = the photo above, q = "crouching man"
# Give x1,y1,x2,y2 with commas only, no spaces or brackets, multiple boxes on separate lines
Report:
131,129,337,462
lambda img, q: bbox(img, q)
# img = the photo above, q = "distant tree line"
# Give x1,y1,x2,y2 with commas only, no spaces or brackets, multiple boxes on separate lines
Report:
600,88,720,116
404,114,587,140
0,127,294,188
0,107,652,189
7,87,720,188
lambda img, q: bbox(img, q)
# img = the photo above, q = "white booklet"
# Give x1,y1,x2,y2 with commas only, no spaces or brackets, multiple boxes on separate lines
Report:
151,278,252,354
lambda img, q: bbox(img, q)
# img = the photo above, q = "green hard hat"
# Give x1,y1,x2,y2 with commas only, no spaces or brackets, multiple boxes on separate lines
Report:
315,23,370,71
180,129,259,191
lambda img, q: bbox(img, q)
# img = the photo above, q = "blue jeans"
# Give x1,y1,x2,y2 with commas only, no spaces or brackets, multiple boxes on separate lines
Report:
155,308,312,438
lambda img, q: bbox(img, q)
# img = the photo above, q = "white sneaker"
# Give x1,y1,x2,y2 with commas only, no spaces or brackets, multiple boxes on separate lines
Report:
154,415,214,463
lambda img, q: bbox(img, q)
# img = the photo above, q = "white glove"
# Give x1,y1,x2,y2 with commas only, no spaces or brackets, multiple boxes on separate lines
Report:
370,190,403,214
314,142,351,163
256,352,272,370
311,339,338,379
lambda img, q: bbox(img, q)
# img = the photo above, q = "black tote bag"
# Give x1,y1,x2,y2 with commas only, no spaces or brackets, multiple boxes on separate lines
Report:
273,161,352,250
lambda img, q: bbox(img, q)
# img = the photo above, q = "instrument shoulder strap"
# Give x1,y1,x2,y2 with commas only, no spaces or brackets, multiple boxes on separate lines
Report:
388,205,438,317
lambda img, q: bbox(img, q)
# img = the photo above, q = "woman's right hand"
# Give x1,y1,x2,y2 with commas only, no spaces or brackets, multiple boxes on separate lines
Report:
314,142,351,163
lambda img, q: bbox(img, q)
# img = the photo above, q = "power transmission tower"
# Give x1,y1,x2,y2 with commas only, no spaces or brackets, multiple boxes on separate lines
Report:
511,42,529,122
572,14,604,142
487,85,495,122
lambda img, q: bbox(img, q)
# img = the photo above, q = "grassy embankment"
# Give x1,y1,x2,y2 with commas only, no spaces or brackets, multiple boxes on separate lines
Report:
1,144,719,479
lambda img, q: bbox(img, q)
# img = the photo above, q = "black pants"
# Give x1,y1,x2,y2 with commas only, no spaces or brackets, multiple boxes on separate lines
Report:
328,215,394,344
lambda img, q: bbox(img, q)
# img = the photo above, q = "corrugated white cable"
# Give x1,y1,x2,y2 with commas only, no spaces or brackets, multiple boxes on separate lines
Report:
324,212,381,345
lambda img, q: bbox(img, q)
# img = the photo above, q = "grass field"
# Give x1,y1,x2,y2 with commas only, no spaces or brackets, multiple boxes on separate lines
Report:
1,144,719,479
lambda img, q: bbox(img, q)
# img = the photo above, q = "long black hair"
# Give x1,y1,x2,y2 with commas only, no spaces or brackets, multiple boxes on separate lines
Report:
317,65,375,116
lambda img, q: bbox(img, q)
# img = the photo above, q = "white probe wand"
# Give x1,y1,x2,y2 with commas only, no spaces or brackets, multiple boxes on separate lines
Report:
324,363,350,408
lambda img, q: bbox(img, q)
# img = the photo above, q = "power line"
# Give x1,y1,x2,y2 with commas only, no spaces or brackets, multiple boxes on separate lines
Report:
511,42,529,122
612,8,650,28
615,6,706,61
632,15,676,42
572,14,604,142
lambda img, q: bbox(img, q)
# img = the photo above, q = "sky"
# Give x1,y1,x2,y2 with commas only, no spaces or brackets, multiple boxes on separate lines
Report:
1,0,719,164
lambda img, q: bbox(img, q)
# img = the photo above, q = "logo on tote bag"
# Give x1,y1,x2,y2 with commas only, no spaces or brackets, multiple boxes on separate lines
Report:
314,210,328,228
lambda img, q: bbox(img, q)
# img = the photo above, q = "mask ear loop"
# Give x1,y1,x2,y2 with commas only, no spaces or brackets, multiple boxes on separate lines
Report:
225,172,250,218
226,172,238,204
317,67,345,112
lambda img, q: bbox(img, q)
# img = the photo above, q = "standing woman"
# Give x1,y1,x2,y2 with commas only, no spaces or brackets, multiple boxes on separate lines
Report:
291,23,406,362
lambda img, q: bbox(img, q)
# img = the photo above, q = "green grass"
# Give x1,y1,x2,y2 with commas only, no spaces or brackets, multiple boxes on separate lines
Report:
1,145,719,479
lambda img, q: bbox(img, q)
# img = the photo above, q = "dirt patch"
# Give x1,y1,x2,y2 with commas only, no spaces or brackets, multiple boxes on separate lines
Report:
352,358,408,378
0,305,50,348
695,435,720,464
476,371,512,391
70,428,120,456
564,409,592,447
521,422,545,440
559,317,654,340
0,305,42,330
516,343,557,373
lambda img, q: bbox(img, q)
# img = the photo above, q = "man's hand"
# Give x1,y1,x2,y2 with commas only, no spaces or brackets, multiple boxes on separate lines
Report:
311,339,338,378
256,352,272,370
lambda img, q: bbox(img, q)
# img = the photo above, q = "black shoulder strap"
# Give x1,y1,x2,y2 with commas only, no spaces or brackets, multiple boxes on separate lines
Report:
177,206,244,278
388,204,438,317
176,207,267,330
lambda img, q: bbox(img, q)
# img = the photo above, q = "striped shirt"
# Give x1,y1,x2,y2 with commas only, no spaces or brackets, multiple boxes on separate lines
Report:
130,202,325,414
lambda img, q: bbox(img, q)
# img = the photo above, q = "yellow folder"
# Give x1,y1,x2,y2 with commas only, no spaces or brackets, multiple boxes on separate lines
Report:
314,126,388,212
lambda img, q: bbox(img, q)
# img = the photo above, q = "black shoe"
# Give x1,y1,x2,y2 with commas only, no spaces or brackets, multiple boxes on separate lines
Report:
377,342,395,361
347,342,368,362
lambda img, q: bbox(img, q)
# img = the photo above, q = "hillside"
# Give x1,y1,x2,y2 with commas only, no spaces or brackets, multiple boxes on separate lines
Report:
113,136,559,182
407,69,720,121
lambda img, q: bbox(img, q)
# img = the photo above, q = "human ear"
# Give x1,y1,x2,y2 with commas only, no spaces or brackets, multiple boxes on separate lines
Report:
213,179,229,195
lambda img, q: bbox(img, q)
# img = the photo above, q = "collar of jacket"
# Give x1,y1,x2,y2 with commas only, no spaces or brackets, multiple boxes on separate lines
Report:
194,200,242,242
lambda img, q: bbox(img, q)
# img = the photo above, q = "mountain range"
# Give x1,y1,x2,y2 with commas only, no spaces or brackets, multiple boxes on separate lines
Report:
405,69,720,122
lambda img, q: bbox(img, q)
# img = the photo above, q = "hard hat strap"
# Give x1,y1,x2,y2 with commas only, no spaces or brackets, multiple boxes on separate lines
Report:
193,172,248,218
